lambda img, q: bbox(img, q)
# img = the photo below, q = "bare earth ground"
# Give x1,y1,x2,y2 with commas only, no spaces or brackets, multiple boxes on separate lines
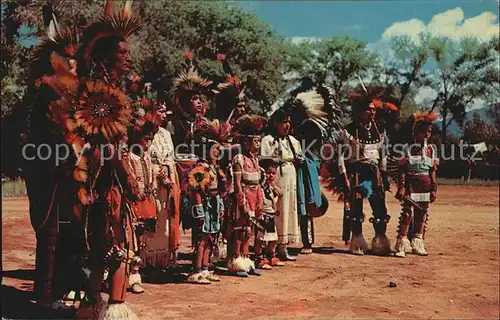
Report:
2,185,499,319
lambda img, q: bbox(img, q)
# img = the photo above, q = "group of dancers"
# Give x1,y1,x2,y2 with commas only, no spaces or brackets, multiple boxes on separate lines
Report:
22,1,439,319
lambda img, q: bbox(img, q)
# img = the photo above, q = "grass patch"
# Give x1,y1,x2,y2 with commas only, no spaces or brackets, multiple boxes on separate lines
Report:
2,179,27,197
437,178,499,187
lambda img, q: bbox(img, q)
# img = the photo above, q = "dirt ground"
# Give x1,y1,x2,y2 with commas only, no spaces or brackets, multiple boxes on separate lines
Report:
2,185,499,319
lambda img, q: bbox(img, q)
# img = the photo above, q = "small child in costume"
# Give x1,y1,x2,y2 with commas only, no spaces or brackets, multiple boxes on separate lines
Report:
392,112,439,257
254,157,285,270
186,120,228,284
228,115,266,277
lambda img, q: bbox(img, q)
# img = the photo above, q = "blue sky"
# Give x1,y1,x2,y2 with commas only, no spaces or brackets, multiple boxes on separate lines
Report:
237,0,499,43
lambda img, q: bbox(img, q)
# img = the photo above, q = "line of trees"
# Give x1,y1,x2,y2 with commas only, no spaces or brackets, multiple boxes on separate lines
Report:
1,0,499,178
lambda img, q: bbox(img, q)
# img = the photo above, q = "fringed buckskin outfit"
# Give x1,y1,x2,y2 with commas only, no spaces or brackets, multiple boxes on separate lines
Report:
149,126,182,266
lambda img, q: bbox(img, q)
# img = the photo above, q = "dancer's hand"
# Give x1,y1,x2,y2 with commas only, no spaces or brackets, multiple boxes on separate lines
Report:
294,155,305,165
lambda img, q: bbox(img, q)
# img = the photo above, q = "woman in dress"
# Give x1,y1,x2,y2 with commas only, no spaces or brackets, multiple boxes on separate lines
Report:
261,109,304,261
149,103,182,268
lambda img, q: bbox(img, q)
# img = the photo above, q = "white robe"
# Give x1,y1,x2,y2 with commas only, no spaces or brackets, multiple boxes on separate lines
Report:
260,135,301,245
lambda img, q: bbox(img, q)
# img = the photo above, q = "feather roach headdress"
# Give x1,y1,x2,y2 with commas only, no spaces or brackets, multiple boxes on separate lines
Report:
347,85,399,115
193,119,229,144
30,3,78,95
172,51,213,118
412,111,438,132
77,0,141,77
231,114,266,138
214,54,248,122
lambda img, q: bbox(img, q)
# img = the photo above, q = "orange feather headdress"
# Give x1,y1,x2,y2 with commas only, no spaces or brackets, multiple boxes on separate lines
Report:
412,111,438,132
78,0,141,76
347,85,399,115
193,119,229,144
30,3,78,95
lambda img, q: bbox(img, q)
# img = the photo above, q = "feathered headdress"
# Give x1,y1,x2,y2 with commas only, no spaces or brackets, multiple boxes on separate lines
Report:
193,119,229,143
214,54,248,122
30,3,78,95
231,114,266,138
78,0,141,76
284,82,343,143
347,85,399,115
172,51,213,118
347,82,400,133
412,111,438,132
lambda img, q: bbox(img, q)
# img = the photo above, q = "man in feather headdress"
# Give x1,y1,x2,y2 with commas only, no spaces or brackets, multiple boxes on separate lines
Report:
285,84,342,254
213,54,250,136
169,53,213,154
390,112,438,257
335,89,399,256
23,3,80,309
46,1,143,318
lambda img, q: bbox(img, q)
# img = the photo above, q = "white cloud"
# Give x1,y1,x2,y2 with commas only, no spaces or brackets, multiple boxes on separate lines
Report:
414,86,438,105
382,7,499,42
289,36,322,45
467,98,486,112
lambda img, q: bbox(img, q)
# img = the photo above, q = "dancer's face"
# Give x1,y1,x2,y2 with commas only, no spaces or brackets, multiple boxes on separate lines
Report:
248,136,261,155
416,125,432,142
112,41,132,76
140,132,155,152
360,103,376,123
209,143,221,161
190,94,208,115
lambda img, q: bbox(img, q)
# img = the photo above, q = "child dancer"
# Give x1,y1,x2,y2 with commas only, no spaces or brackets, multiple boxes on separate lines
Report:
186,121,228,284
393,112,438,257
228,115,266,277
254,157,285,269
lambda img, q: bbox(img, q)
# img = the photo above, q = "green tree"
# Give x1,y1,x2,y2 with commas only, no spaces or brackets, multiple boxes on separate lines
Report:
284,36,379,96
426,35,500,142
380,34,430,115
125,1,289,112
462,112,500,145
